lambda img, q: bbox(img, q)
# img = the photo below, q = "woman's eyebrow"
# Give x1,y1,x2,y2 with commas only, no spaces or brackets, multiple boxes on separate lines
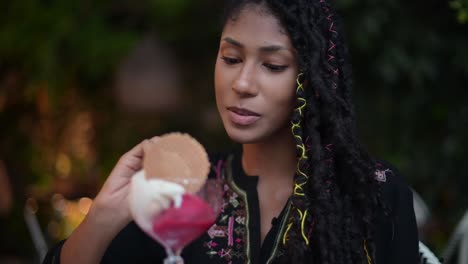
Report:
223,37,243,48
222,37,288,53
259,44,287,53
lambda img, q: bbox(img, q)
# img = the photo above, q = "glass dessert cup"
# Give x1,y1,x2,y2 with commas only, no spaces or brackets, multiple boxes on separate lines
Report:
130,175,222,264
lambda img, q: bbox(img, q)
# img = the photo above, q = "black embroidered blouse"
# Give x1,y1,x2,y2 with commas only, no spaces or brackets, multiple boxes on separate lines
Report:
43,151,419,264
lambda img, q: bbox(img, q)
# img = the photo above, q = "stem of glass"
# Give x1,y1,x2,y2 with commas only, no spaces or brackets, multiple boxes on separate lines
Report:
163,247,184,264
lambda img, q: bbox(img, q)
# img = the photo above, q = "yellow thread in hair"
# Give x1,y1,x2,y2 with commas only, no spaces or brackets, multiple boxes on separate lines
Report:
296,98,307,115
283,222,294,245
296,171,307,179
291,125,301,137
293,135,302,143
363,240,372,264
291,120,301,130
297,144,307,159
301,210,310,245
296,73,304,92
292,125,301,131
296,208,304,219
293,172,307,195
293,187,305,196
291,119,301,125
285,72,312,247
293,140,309,197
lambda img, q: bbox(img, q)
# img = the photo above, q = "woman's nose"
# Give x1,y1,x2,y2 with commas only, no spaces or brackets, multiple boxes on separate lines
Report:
232,64,258,96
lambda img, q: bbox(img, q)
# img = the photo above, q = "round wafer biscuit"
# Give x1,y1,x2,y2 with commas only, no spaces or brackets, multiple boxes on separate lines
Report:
143,133,210,193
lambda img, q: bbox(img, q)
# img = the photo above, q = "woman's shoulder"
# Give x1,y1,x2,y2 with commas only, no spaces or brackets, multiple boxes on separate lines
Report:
372,160,420,262
372,159,414,209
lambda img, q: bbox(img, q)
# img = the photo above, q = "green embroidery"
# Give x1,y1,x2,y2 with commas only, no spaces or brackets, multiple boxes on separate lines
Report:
225,155,251,264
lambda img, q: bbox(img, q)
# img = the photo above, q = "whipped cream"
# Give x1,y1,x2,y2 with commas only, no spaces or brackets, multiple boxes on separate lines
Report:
128,170,185,238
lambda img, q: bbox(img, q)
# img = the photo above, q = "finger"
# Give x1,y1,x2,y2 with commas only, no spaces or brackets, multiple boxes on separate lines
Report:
142,136,160,154
118,139,150,172
142,139,152,154
149,136,160,143
126,139,148,159
116,136,160,177
119,155,143,172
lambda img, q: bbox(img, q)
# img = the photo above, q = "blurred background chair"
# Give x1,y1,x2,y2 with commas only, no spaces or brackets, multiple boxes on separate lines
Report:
24,200,48,263
442,209,468,264
419,241,442,264
413,189,431,233
413,190,442,264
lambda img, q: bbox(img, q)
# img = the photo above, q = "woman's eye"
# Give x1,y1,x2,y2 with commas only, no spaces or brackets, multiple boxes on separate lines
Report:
221,56,241,65
264,63,288,72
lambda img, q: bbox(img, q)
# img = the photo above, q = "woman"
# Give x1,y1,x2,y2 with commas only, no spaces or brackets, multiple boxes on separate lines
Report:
44,0,419,263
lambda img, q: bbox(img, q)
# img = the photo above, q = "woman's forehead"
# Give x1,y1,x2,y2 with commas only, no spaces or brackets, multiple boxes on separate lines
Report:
221,6,292,49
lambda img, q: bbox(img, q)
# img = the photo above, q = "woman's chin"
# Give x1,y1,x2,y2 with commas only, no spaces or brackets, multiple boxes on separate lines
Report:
227,134,257,144
225,126,261,144
226,128,277,145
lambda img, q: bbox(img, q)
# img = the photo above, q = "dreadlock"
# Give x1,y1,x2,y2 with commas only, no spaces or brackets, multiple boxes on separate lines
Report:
222,1,383,263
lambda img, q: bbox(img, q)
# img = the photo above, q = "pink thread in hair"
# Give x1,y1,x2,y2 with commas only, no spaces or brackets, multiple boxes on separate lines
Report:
320,0,340,92
328,40,336,51
329,23,337,34
307,221,315,239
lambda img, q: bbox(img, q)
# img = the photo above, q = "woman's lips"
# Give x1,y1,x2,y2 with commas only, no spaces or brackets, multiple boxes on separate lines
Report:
227,107,260,126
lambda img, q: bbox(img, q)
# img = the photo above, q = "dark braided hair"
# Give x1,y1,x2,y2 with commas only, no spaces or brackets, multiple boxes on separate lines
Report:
222,1,383,263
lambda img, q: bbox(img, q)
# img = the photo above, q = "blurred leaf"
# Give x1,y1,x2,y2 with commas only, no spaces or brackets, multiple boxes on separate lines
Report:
450,0,468,23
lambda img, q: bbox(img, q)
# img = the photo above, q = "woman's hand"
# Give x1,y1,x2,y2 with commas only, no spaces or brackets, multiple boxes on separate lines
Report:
60,137,158,264
90,136,159,230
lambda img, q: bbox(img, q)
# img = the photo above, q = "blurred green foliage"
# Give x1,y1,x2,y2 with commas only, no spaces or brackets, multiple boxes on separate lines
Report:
1,0,467,261
336,0,468,251
451,0,468,23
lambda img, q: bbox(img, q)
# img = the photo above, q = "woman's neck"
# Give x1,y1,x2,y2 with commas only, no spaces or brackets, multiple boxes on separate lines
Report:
241,128,296,181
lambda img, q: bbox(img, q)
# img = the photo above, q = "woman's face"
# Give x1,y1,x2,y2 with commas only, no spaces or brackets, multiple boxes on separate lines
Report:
214,6,299,144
